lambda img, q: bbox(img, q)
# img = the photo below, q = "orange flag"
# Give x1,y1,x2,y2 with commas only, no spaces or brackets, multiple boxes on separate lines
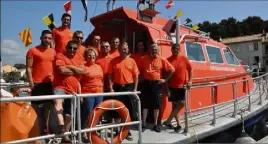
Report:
18,28,32,47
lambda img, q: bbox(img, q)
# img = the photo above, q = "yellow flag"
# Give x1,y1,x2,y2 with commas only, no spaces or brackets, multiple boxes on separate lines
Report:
176,10,184,17
193,24,199,30
43,13,56,31
18,28,32,47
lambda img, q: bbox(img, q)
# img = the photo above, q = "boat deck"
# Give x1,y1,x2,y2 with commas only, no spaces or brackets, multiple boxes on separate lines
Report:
123,82,268,143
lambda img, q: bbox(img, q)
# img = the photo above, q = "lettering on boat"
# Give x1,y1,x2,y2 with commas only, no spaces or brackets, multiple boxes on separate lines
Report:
210,66,236,72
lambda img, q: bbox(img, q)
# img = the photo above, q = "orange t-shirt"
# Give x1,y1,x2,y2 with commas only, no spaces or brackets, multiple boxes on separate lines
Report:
107,56,139,85
77,45,86,62
96,55,112,91
52,26,73,54
81,63,103,93
167,55,192,88
130,53,144,70
109,49,120,59
140,55,174,81
26,46,55,83
53,53,84,93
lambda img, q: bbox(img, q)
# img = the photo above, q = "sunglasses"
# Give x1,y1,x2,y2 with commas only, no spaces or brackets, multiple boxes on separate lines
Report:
75,36,83,40
102,45,110,48
68,46,78,50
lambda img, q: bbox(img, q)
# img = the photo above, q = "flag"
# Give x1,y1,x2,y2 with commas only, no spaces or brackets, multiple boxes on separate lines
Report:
192,24,199,30
43,13,56,31
18,28,32,47
153,0,160,4
64,0,72,14
165,0,174,9
81,0,88,22
173,10,183,20
184,18,192,25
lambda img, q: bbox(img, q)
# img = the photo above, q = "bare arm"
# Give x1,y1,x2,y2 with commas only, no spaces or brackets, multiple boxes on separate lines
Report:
26,58,34,89
165,68,175,82
133,75,139,91
66,65,86,75
57,66,74,75
108,73,114,92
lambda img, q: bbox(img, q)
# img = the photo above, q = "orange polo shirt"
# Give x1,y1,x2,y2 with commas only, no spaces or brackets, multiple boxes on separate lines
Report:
52,26,73,54
109,49,120,59
53,53,84,94
107,56,139,85
167,55,192,88
140,55,174,81
26,46,55,83
77,45,86,62
81,63,103,93
96,55,112,91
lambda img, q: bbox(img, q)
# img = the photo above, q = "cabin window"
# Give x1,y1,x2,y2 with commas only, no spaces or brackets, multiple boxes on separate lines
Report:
206,46,224,63
223,49,239,65
185,41,205,62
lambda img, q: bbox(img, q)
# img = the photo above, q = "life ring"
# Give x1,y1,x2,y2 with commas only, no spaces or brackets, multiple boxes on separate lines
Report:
87,99,131,144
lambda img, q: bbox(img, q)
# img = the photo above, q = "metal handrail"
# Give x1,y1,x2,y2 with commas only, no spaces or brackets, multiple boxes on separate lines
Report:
0,91,142,144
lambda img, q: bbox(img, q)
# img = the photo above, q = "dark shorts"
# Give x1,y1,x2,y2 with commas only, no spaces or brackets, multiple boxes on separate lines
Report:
109,83,134,119
31,82,53,105
168,87,186,102
141,80,162,109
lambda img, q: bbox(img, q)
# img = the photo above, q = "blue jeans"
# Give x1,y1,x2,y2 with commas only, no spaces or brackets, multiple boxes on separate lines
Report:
81,97,103,129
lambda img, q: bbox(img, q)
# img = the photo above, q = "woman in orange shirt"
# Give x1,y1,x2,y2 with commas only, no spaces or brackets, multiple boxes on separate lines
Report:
80,48,104,142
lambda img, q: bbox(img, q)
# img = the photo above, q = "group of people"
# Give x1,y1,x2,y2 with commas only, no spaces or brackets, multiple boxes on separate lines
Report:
26,13,193,143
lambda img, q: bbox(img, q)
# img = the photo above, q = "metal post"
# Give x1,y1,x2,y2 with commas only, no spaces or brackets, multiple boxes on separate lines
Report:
135,94,142,144
183,87,189,133
211,84,216,126
258,79,263,105
76,94,82,143
232,82,237,117
176,17,180,45
247,80,251,112
70,93,77,143
266,75,268,100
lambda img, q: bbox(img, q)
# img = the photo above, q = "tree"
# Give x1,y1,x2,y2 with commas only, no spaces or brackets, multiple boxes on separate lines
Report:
13,63,26,69
3,72,21,82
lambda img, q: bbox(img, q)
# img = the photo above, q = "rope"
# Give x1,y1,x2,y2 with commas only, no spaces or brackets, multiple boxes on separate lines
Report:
89,0,99,32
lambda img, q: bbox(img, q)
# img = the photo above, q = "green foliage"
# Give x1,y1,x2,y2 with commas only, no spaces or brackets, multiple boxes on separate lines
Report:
3,72,21,82
197,16,268,40
13,63,26,69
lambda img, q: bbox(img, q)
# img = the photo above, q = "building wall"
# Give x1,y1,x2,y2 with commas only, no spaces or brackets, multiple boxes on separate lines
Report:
2,65,17,73
227,40,265,67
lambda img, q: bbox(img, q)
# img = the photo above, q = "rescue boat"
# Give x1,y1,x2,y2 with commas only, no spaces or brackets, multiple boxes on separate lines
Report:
85,6,255,121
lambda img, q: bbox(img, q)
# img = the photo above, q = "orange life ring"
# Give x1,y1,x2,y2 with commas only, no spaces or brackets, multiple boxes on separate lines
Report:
87,99,131,144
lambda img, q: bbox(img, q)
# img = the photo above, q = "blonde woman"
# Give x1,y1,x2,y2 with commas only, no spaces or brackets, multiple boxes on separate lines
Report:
80,48,104,142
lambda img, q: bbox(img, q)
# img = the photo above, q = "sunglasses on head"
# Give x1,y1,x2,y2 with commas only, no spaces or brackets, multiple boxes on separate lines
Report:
68,46,78,50
75,36,83,40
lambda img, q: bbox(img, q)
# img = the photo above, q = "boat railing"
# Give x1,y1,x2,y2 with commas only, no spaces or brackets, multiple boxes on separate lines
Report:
0,91,142,144
183,72,268,133
1,72,268,143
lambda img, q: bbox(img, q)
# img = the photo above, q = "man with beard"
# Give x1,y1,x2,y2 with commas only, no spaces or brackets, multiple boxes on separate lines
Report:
52,13,73,54
26,30,56,135
109,37,120,59
53,40,85,142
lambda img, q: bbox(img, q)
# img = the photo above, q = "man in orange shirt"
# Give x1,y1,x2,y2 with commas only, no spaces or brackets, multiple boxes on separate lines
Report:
131,41,146,69
109,37,120,59
96,41,112,92
72,30,86,62
163,44,193,132
107,42,139,141
26,30,55,135
140,44,175,132
53,40,85,142
52,13,73,54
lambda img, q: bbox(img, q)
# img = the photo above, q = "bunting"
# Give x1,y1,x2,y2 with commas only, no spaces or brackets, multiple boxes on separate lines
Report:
18,28,32,47
153,0,160,4
43,13,56,31
192,24,199,30
184,18,192,25
81,0,88,22
64,0,72,14
165,0,174,9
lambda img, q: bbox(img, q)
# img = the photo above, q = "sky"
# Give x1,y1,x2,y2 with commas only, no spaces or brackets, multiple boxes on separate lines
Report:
1,0,268,65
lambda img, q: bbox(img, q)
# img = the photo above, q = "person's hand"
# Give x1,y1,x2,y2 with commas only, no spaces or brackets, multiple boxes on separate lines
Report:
109,87,114,92
158,79,166,85
80,98,83,103
29,83,34,90
187,81,192,87
133,88,137,92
